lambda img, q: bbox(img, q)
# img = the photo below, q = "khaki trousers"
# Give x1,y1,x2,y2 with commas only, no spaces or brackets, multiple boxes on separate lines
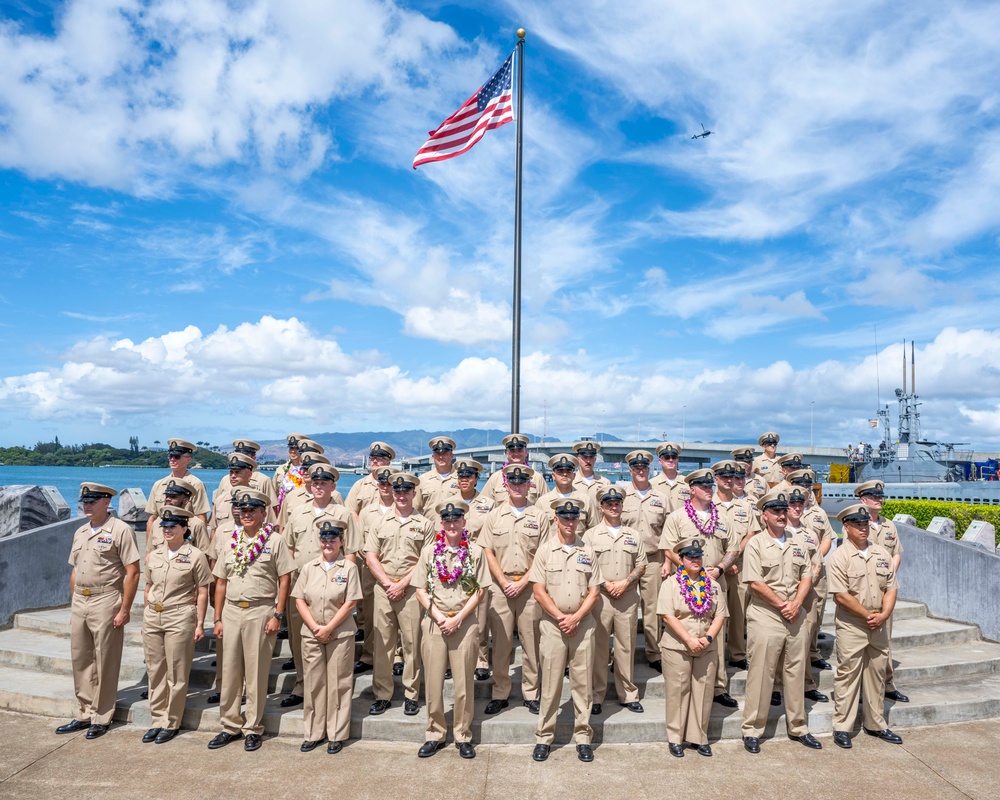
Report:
421,614,478,743
662,643,717,745
287,570,306,696
487,583,539,701
142,605,197,729
70,590,125,725
808,572,828,662
591,591,639,704
726,578,748,661
301,629,355,742
357,560,376,666
536,616,595,745
884,614,898,691
372,584,422,702
220,603,275,735
638,552,663,663
832,612,890,732
741,605,809,738
713,574,729,693
476,590,491,670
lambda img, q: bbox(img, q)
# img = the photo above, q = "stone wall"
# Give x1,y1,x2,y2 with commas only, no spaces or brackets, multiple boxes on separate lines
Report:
0,516,78,628
0,486,70,538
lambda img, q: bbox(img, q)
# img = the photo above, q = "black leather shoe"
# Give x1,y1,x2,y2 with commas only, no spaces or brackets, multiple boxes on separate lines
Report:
85,724,108,739
140,690,148,699
280,694,303,708
591,703,602,715
622,701,644,713
484,699,508,715
353,660,373,674
523,699,540,715
206,692,221,704
743,736,760,754
647,660,662,673
804,689,829,703
729,659,749,670
532,743,550,761
444,669,452,679
811,658,832,670
474,668,490,681
864,728,903,744
457,742,476,759
327,740,343,754
884,690,909,703
207,731,241,749
244,733,262,751
154,728,179,744
55,719,90,734
369,699,391,715
281,658,295,671
668,743,685,758
404,699,419,716
142,727,161,743
789,733,822,749
696,744,712,757
418,740,446,758
211,659,216,666
392,662,404,676
770,691,782,706
833,732,852,749
355,629,364,641
300,738,324,752
714,692,738,708
577,744,594,762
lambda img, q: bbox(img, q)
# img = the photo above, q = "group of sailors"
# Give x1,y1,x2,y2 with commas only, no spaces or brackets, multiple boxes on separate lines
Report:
56,431,906,760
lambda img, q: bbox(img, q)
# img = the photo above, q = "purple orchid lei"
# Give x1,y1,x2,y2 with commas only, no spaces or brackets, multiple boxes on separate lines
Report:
684,498,719,536
677,567,712,616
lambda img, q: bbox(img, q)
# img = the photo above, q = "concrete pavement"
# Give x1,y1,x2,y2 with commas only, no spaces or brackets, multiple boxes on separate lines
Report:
0,710,994,800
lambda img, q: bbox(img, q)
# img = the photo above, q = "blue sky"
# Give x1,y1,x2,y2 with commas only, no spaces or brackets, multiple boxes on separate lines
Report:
3,0,1000,450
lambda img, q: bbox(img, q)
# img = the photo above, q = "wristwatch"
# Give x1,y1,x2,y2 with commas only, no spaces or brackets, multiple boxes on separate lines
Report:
273,612,285,622
705,634,713,643
213,618,222,625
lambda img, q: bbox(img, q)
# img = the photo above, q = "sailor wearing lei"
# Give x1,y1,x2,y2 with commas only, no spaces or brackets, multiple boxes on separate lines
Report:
657,536,728,757
273,433,308,513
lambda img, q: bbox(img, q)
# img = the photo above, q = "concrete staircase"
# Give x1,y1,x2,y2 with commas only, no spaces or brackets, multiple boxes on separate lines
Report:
2,596,1000,743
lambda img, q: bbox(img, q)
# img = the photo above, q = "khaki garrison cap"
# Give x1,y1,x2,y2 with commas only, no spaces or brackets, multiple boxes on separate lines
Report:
232,439,260,455
548,453,579,471
758,432,780,446
298,439,325,455
710,460,740,477
855,480,885,498
455,459,483,476
757,488,790,511
551,498,584,517
838,504,872,524
657,442,682,457
300,453,330,468
317,520,345,538
573,441,601,456
428,436,456,452
369,441,395,459
503,434,530,449
502,464,534,482
308,463,340,482
227,452,256,470
159,507,193,525
389,472,419,491
788,469,816,485
731,447,756,462
626,450,653,467
167,438,196,454
162,477,194,496
778,453,805,470
598,485,626,503
79,483,118,501
676,537,705,558
233,489,271,509
286,433,308,447
685,468,715,486
436,499,469,519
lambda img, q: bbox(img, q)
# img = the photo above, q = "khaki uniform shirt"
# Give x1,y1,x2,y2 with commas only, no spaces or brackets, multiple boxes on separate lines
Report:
145,543,212,606
481,467,548,506
415,542,491,615
212,528,295,603
285,503,361,569
69,517,140,589
534,489,599,530
528,537,602,614
358,502,395,555
147,516,210,554
416,470,460,522
278,486,344,528
216,471,277,505
572,473,612,503
786,524,824,577
478,503,550,577
742,476,769,501
621,484,669,554
363,513,435,579
146,472,210,516
804,503,836,546
656,572,728,650
751,456,781,485
742,531,811,620
583,522,647,590
659,506,738,568
465,494,496,542
651,474,690,512
291,556,363,638
715,497,762,540
827,541,898,612
346,474,381,515
870,517,902,559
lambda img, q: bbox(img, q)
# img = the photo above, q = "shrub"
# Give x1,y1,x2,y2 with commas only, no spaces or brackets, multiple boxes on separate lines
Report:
882,500,1000,545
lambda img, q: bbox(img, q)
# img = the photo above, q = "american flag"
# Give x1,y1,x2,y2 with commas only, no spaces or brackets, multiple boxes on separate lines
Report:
412,54,514,168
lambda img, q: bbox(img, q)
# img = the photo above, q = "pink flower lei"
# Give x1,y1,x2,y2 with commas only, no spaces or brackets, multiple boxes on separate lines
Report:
677,566,712,616
230,523,274,577
684,498,719,536
432,529,471,585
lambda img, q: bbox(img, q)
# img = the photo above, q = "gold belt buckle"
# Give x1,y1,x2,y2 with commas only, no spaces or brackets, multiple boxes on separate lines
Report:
152,602,163,612
508,572,524,581
81,588,92,597
391,577,400,583
446,611,457,618
238,601,251,609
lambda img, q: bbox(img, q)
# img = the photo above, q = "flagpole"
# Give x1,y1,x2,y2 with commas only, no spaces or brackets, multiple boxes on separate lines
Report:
511,28,525,435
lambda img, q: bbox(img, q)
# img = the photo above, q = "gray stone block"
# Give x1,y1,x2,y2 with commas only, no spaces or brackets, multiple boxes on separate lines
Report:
961,520,996,550
0,486,70,538
117,488,150,524
893,513,917,526
927,516,956,539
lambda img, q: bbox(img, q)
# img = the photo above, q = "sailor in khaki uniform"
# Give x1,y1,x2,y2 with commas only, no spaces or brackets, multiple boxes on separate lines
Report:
208,489,294,752
282,463,360,709
829,504,903,749
416,436,460,524
856,479,908,703
572,440,611,502
621,450,669,671
145,477,210,555
584,485,646,714
346,442,396,515
414,500,490,759
791,470,836,671
273,433,308,513
479,464,550,715
535,453,599,529
732,447,767,500
751,433,782,487
740,489,820,753
145,439,210,533
772,453,806,492
292,521,362,754
481,434,548,505
214,439,277,507
278,452,344,529
353,466,395,675
141,508,211,744
205,488,243,704
57,483,140,739
661,467,740,707
364,472,435,716
529,498,602,763
210,453,258,539
651,442,690,512
658,537,728,757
